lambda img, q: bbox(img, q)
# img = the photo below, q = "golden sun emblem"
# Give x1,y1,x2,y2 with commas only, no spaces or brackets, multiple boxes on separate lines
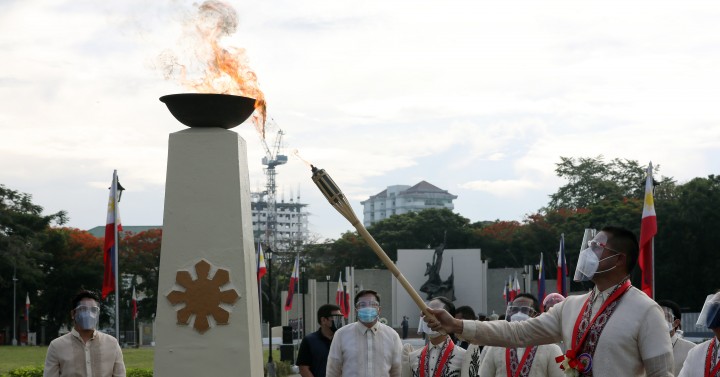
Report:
166,259,240,334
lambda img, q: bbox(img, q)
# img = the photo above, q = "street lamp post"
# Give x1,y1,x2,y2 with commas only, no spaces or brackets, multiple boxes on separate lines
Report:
12,264,18,346
301,266,306,338
266,249,275,377
326,275,330,304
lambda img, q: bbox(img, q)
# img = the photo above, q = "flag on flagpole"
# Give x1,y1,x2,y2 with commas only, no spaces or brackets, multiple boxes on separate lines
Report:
507,275,516,302
25,293,30,321
102,172,123,299
336,274,349,318
557,234,567,297
513,273,521,296
256,243,267,281
538,253,546,310
502,281,507,302
284,255,299,311
131,286,138,320
639,162,657,298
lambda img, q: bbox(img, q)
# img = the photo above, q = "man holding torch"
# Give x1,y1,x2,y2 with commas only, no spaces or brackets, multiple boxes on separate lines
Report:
424,226,673,377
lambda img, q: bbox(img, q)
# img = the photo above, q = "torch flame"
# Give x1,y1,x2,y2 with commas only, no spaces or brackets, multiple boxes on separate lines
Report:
159,0,267,137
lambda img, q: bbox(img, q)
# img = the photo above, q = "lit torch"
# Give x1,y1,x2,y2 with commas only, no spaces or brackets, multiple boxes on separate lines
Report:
311,166,438,322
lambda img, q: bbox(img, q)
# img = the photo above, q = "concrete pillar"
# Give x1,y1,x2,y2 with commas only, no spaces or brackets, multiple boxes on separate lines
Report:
153,128,262,376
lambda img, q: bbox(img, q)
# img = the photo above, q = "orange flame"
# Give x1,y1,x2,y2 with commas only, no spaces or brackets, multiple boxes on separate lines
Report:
160,0,266,137
292,149,313,168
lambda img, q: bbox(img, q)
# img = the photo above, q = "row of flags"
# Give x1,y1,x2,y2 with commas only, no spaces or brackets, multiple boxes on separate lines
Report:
255,243,352,319
99,163,659,329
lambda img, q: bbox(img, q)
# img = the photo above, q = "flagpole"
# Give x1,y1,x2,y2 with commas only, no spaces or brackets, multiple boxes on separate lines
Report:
112,170,120,341
651,238,655,300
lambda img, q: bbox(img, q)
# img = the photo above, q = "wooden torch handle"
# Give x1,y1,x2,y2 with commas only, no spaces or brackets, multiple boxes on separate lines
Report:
353,223,437,322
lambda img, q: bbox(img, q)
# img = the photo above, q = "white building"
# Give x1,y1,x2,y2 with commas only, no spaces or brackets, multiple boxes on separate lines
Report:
251,192,309,252
360,181,458,227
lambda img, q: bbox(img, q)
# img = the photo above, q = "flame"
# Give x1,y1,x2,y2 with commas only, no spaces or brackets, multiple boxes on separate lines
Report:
159,0,266,137
292,149,313,168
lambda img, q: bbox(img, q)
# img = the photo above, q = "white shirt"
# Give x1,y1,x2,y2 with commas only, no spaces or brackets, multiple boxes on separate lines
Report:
671,333,697,376
327,321,403,377
459,286,674,376
460,344,487,377
677,338,718,377
403,336,465,377
478,344,565,377
44,328,126,377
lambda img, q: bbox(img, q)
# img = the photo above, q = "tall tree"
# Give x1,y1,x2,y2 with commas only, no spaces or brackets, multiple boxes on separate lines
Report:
0,184,67,341
547,156,647,210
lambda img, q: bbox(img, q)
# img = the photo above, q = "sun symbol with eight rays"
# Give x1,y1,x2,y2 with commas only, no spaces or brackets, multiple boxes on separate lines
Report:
166,259,240,334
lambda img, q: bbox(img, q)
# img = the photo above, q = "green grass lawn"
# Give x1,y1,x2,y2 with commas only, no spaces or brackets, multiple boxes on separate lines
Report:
0,346,281,375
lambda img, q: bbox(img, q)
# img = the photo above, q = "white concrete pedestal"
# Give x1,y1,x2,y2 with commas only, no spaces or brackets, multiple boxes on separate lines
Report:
153,128,262,376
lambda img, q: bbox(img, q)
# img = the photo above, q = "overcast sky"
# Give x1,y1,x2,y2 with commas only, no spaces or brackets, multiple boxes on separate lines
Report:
1,0,719,242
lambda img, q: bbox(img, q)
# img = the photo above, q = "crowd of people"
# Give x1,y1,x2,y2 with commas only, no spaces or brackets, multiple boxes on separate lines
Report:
39,225,718,377
297,226,720,377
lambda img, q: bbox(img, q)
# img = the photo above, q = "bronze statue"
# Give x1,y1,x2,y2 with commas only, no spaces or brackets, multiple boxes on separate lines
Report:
419,234,455,301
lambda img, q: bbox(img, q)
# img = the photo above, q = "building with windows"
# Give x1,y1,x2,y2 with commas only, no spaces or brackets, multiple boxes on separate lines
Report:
251,192,310,252
360,181,457,227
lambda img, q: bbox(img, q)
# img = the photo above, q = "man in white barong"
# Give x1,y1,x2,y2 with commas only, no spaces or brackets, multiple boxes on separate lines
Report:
478,293,564,377
657,299,696,375
426,226,674,377
327,289,402,377
403,296,465,377
677,292,720,377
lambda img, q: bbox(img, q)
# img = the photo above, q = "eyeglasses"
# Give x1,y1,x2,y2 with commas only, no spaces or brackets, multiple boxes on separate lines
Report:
355,301,380,309
75,305,100,314
588,240,619,254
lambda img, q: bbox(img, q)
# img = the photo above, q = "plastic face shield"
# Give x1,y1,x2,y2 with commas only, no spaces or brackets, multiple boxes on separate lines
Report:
661,307,675,323
329,315,344,329
355,300,380,310
75,305,100,315
506,305,536,319
697,294,720,329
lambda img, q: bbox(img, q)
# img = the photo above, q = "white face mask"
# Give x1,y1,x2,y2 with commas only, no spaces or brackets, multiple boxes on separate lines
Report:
510,313,530,322
418,317,439,337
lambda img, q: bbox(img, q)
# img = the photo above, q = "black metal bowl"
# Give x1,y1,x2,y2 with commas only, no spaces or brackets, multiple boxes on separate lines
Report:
159,93,256,129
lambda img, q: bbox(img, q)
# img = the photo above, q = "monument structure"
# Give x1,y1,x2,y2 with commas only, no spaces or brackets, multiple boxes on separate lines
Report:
153,94,263,376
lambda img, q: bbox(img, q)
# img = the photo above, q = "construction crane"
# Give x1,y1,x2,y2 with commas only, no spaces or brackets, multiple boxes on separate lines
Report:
260,128,287,249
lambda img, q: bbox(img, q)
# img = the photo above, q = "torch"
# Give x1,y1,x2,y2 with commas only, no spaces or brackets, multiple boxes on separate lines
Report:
311,165,438,322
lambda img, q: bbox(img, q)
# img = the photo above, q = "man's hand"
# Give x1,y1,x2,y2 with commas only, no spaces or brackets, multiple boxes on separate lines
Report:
425,307,463,335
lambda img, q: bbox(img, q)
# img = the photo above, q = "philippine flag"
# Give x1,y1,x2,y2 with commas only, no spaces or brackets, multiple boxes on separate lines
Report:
639,162,657,298
284,255,299,311
336,275,350,318
131,286,138,320
557,234,567,297
257,243,267,281
102,171,122,299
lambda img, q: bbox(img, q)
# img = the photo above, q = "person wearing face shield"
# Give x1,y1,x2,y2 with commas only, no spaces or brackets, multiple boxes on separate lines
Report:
657,299,696,375
403,297,465,377
326,289,402,377
297,304,343,377
677,292,720,377
43,290,126,377
425,226,674,377
476,294,564,377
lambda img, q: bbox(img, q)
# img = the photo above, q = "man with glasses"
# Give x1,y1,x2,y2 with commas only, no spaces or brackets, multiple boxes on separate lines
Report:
477,294,564,377
426,226,674,377
297,304,343,377
657,299,695,375
44,290,126,377
326,289,402,377
405,296,465,377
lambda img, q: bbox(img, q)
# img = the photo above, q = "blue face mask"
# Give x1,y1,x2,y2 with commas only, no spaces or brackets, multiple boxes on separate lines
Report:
357,307,378,323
